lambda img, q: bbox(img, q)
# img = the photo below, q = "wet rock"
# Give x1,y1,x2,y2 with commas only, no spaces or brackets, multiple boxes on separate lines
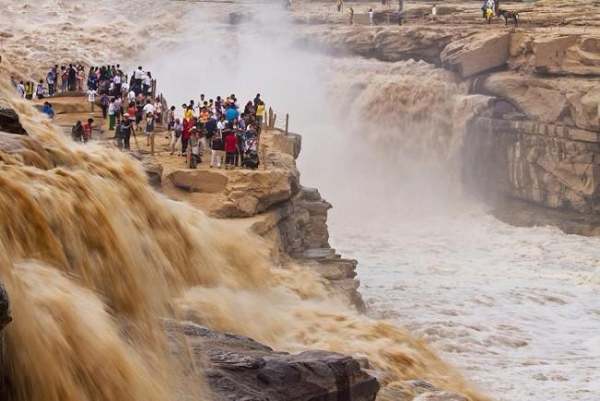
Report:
441,31,510,78
0,108,26,135
141,158,163,188
167,321,380,401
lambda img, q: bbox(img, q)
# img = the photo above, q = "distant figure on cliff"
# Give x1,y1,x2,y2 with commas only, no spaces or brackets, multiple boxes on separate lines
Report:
336,0,344,13
368,8,374,25
349,7,354,24
16,81,25,98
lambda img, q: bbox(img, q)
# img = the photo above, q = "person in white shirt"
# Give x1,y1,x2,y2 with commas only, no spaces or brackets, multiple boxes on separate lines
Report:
128,90,136,103
133,66,144,94
143,100,155,116
121,81,129,97
16,81,25,97
368,8,374,25
143,72,152,96
87,89,97,112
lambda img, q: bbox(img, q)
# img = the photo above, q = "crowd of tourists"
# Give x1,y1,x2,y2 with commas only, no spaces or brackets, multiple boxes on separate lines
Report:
159,93,266,169
11,63,266,170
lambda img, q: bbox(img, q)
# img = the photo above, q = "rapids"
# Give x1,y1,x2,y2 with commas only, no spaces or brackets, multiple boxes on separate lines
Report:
144,3,600,401
0,2,597,401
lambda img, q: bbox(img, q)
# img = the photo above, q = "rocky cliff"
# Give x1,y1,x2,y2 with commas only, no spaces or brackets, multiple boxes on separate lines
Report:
295,0,600,235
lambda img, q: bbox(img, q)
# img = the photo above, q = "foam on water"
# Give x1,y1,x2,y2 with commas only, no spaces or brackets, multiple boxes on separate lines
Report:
330,207,600,401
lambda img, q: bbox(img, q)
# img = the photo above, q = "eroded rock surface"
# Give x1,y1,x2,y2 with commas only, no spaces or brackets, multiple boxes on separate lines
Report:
167,320,380,401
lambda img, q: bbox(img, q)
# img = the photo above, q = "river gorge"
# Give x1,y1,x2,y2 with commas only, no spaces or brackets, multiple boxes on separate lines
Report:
1,1,599,401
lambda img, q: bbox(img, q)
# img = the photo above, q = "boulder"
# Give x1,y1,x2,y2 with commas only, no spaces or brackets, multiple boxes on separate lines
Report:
167,321,380,401
168,169,229,193
481,71,600,131
441,31,510,78
140,158,163,188
0,108,26,135
509,33,600,76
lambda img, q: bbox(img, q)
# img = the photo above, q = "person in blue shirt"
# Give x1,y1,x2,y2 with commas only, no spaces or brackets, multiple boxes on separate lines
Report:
41,102,54,119
225,105,239,123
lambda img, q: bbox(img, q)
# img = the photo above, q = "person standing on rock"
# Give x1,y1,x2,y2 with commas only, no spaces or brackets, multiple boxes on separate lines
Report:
336,0,344,12
170,118,183,155
368,8,374,25
46,68,56,97
36,80,45,100
16,81,25,98
224,125,239,169
87,87,97,112
210,126,225,168
349,7,354,24
117,114,133,150
68,64,77,92
100,93,109,119
108,98,117,131
145,112,156,153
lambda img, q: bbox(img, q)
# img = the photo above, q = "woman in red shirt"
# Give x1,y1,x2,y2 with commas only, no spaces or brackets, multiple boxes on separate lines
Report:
224,131,238,169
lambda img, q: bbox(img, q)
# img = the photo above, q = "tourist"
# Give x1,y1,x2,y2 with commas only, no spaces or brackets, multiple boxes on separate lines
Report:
143,71,152,96
36,80,45,99
100,93,109,119
71,121,84,142
114,96,123,125
349,7,354,24
167,105,176,133
117,114,133,150
23,81,33,100
133,66,144,94
368,8,374,25
154,98,163,124
108,98,116,131
145,112,155,149
210,128,225,168
77,67,85,92
255,100,265,128
83,118,94,143
337,0,344,12
170,118,183,155
68,64,76,91
188,127,201,168
224,126,239,169
41,102,54,119
46,68,56,96
87,87,97,112
182,116,193,155
16,81,25,98
185,104,194,120
225,104,239,123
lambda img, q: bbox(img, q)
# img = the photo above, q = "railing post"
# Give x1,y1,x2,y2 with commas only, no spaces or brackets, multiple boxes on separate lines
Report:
285,113,289,135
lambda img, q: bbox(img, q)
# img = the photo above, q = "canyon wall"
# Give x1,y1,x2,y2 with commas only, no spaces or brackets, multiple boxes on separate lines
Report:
297,1,600,234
